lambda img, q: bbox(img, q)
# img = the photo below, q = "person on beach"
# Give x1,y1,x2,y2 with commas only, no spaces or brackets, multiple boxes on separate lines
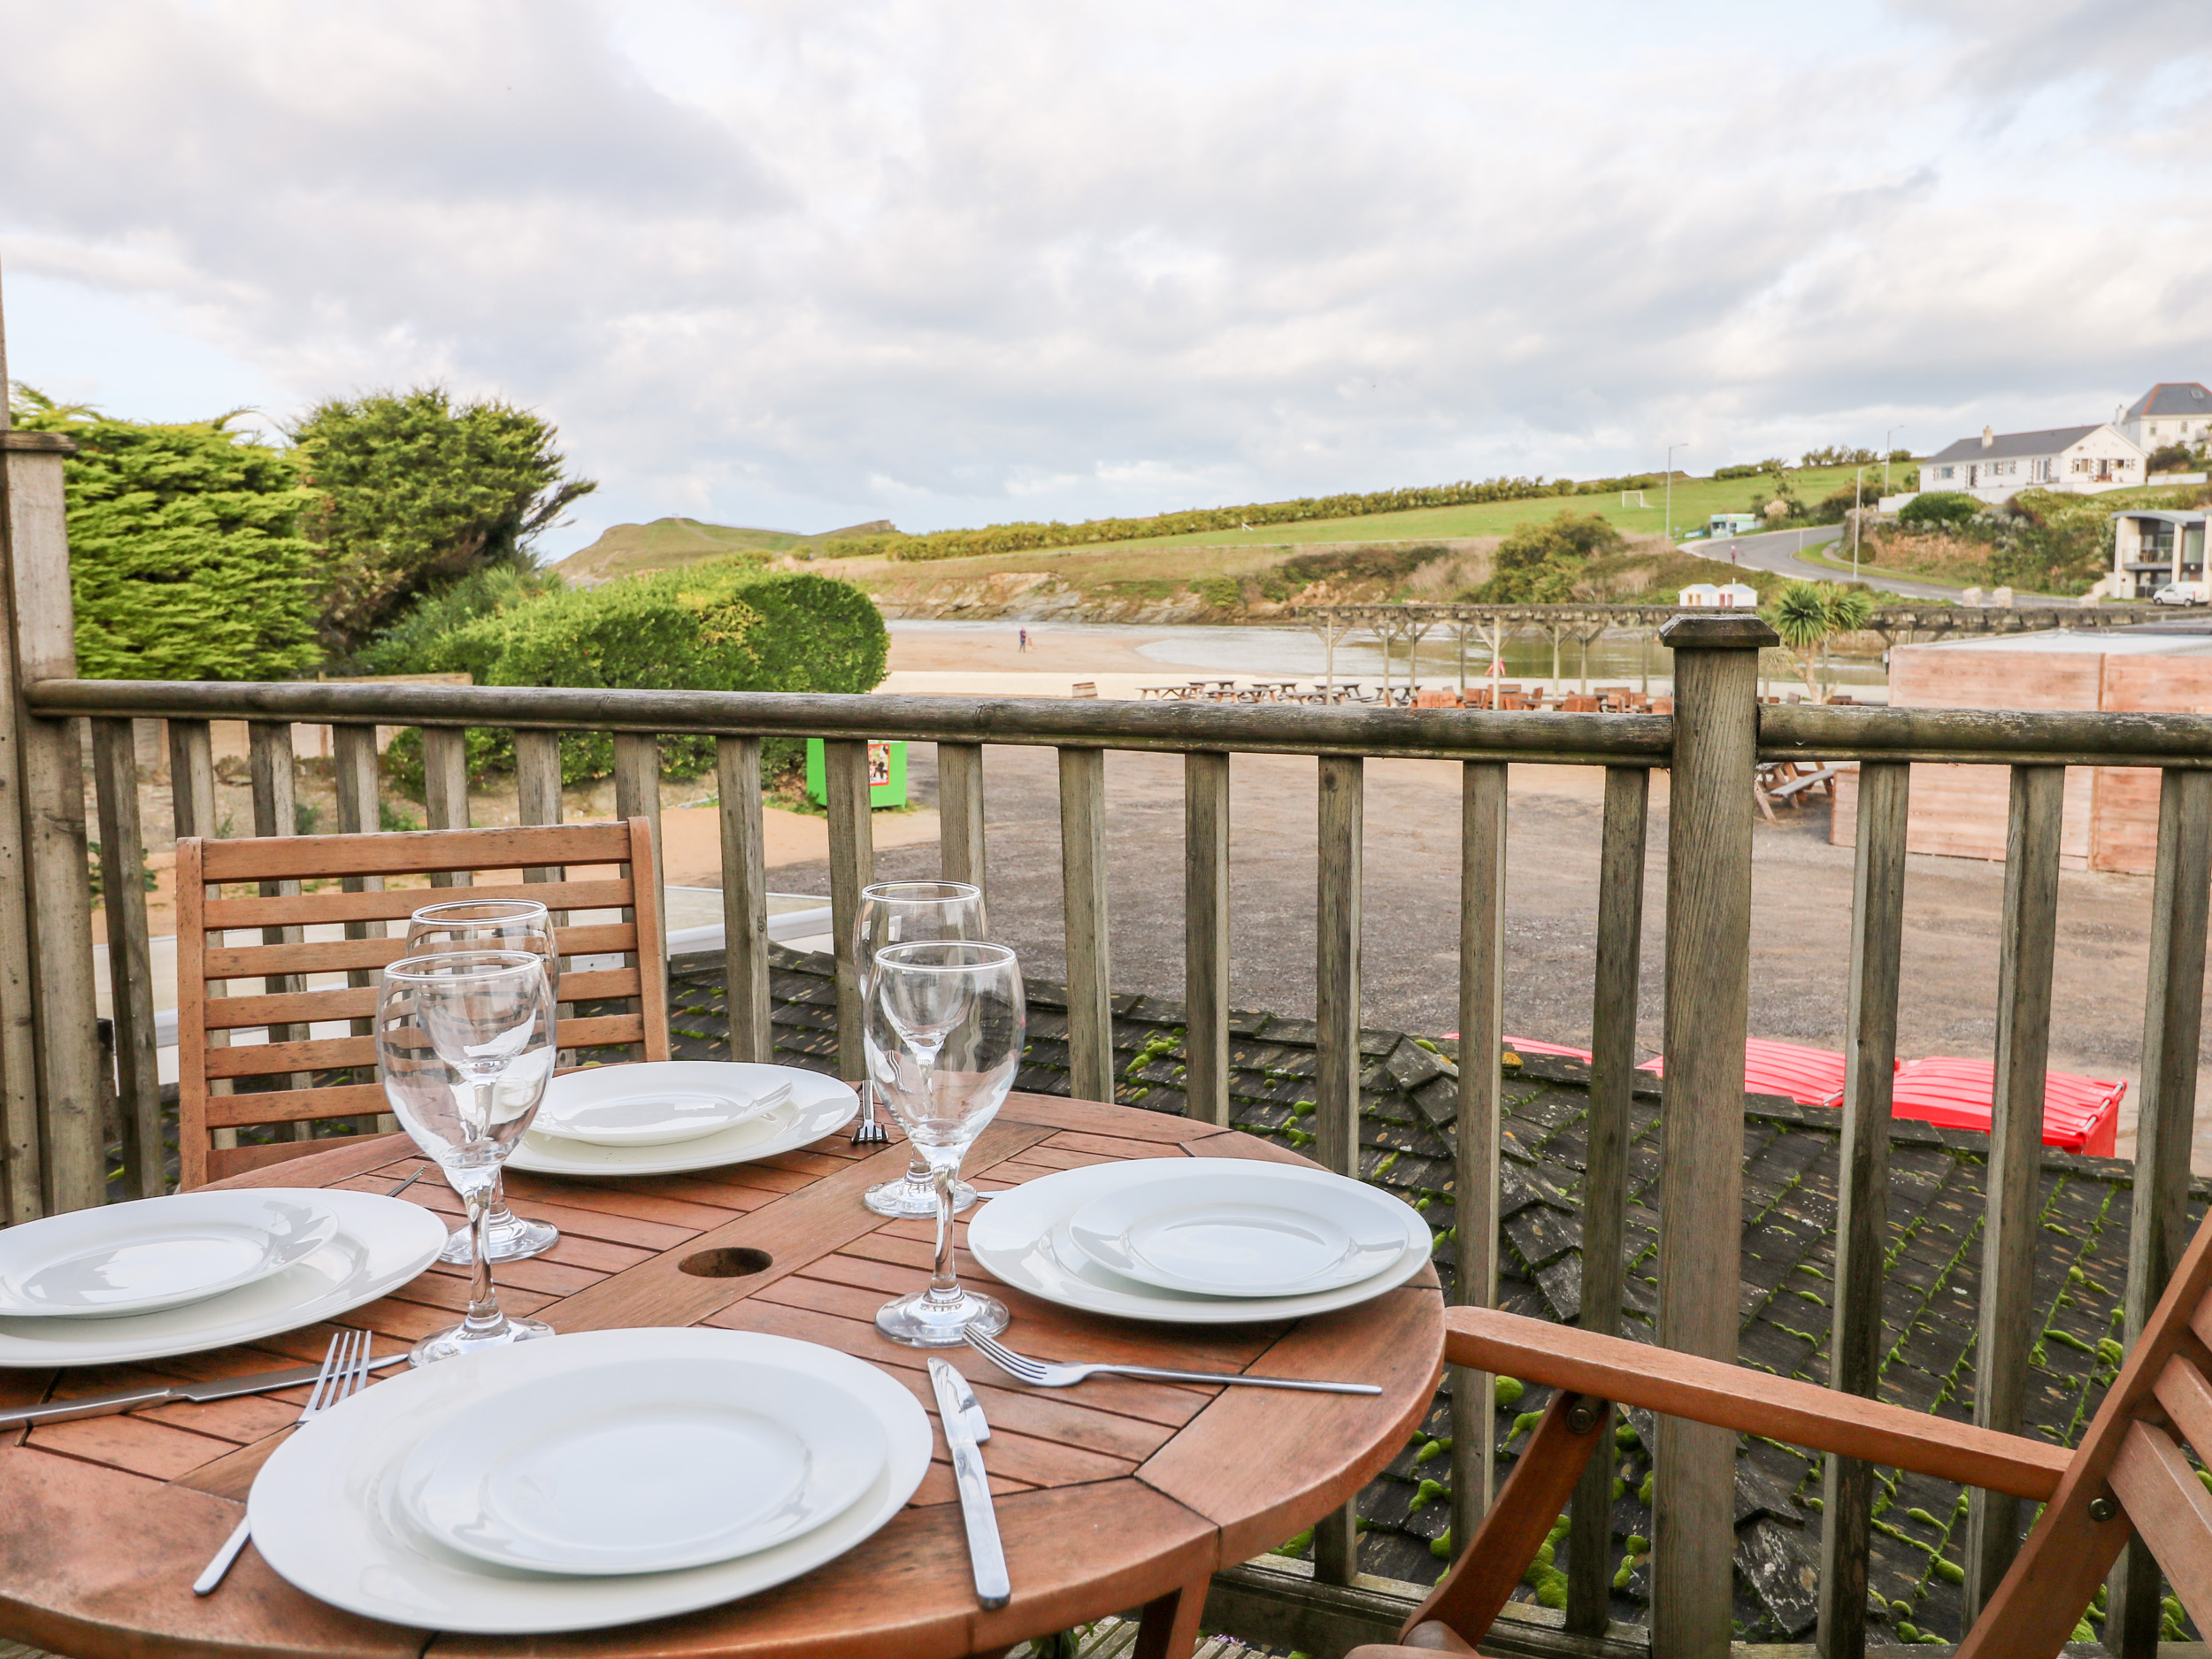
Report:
1018,628,1030,652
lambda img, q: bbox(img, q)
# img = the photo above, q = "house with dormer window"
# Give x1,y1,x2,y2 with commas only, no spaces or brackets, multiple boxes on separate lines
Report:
1920,423,2144,504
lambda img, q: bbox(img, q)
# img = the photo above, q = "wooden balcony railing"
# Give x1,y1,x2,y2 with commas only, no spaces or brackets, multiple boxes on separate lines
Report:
5,433,2211,1657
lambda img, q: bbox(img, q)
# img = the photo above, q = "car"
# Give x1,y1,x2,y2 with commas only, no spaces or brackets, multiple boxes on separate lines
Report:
2153,580,2209,605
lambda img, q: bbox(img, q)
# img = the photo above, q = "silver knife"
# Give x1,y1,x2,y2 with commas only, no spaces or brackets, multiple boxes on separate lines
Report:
928,1357,1010,1610
0,1352,411,1430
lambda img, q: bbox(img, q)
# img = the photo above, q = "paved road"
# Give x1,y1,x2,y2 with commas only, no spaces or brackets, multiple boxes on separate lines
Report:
1686,524,1965,600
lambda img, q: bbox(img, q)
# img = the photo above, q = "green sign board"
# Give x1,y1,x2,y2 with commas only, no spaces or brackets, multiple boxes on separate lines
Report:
804,739,909,809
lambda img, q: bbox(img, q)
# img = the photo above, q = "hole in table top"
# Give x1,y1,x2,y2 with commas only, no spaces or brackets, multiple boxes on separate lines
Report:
680,1247,772,1279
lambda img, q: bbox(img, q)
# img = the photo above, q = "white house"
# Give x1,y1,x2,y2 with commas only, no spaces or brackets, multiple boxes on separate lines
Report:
2119,383,2212,452
1920,424,2145,504
1678,581,1759,608
2104,510,2209,599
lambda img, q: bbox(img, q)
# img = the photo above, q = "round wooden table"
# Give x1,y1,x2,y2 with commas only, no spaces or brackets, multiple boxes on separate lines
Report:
0,1092,1442,1659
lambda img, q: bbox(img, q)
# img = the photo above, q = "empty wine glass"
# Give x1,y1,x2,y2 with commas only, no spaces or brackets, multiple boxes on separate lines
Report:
869,941,1025,1348
853,881,987,1219
377,950,557,1366
406,900,563,1267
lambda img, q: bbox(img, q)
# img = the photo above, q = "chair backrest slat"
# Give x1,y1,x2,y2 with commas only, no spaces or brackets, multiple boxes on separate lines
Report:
2107,1420,2212,1633
176,818,670,1188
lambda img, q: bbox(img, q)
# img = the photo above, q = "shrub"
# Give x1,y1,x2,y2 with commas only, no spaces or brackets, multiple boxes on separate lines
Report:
2147,443,2197,475
1466,511,1624,602
378,560,887,790
1899,492,1982,530
353,565,566,675
11,388,320,680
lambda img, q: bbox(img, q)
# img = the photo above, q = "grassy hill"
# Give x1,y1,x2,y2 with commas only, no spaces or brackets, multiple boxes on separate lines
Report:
552,516,897,585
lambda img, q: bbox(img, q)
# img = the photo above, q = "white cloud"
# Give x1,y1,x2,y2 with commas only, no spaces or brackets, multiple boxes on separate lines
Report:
3,0,2210,552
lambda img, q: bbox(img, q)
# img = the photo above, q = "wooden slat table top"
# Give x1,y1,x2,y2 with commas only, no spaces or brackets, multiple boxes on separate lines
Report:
0,1091,1443,1659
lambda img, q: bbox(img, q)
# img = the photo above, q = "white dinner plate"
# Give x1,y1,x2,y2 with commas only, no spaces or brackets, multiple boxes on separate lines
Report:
968,1159,1433,1325
507,1065,856,1177
1065,1164,1412,1297
0,1191,445,1368
400,1353,886,1575
0,1192,340,1318
531,1064,795,1148
250,1328,933,1634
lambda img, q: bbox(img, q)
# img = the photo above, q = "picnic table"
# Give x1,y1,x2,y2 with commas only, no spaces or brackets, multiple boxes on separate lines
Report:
0,1093,1441,1659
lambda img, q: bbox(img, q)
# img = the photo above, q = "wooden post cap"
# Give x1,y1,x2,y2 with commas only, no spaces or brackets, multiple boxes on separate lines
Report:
1658,614,1778,649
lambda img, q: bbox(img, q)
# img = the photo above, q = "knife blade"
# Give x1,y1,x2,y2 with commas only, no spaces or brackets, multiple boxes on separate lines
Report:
0,1351,410,1430
927,1357,1010,1610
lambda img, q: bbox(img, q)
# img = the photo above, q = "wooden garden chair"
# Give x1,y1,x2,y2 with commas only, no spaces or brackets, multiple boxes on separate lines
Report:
1348,1195,2212,1658
177,818,668,1188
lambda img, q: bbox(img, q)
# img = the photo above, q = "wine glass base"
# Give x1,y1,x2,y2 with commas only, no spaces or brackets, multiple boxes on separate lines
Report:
864,1173,978,1218
439,1214,559,1265
874,1287,1009,1348
409,1312,555,1367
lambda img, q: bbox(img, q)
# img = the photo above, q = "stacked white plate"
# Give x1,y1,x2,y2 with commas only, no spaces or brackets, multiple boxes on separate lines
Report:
967,1159,1432,1324
0,1190,445,1368
510,1063,858,1177
250,1328,933,1633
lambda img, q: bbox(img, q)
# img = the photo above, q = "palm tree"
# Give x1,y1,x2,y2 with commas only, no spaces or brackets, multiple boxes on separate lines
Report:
1763,580,1873,703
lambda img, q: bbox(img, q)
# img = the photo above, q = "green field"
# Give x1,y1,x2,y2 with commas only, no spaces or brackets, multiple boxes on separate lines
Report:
1056,464,1904,552
554,515,895,582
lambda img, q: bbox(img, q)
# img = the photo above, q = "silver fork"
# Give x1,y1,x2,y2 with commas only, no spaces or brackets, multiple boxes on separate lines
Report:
193,1326,375,1595
964,1328,1380,1394
850,1079,890,1146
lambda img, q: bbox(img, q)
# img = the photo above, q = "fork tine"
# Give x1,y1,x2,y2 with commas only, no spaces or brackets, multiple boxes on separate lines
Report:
964,1329,1043,1380
337,1327,373,1404
300,1330,346,1417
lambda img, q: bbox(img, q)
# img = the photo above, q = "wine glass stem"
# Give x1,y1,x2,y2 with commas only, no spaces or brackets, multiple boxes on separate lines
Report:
928,1159,962,1304
462,1181,503,1334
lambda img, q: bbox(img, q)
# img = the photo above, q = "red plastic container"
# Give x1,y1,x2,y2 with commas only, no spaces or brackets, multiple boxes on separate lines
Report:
1502,1034,1595,1064
1637,1038,1852,1109
1888,1056,2124,1158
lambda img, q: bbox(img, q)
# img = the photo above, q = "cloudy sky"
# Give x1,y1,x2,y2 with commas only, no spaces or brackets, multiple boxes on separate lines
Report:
3,0,2209,556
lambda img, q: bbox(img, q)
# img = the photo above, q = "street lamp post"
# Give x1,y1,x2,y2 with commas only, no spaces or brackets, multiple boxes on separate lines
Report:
1664,441,1688,543
1853,465,1866,584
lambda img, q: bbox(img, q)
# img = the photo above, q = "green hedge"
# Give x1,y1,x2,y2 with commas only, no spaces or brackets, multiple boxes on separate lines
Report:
380,560,887,791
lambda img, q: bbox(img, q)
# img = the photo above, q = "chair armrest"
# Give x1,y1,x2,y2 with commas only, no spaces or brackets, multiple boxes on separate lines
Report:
1445,1306,2070,1501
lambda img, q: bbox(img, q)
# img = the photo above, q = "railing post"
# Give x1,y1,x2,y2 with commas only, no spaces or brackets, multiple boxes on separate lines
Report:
1962,764,2064,1618
612,732,664,941
1652,612,1774,1659
1817,761,1910,1659
1451,760,1507,1563
823,739,875,1083
4,428,103,1214
91,719,162,1198
1312,749,1365,1583
0,432,55,1221
248,721,310,1135
422,726,470,887
939,741,986,897
2106,766,2212,1657
332,724,394,1133
168,718,236,1150
1183,751,1230,1126
1059,747,1113,1105
1566,764,1648,1635
716,735,771,1063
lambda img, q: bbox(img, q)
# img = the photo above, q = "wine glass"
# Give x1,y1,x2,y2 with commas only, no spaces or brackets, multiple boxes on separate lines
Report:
406,899,563,1267
869,941,1025,1348
376,950,557,1366
853,881,987,1219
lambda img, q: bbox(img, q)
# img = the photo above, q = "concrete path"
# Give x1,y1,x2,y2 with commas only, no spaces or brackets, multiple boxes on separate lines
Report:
1690,524,1965,600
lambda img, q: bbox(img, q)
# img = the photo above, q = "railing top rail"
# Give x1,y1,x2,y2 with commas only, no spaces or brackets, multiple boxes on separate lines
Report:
1763,703,2212,767
26,677,1675,764
34,676,2212,769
